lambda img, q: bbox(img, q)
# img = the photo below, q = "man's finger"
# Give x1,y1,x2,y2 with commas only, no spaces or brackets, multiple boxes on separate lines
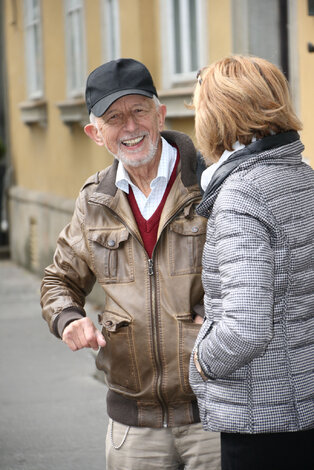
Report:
96,330,106,348
81,321,100,350
63,336,79,352
76,325,90,349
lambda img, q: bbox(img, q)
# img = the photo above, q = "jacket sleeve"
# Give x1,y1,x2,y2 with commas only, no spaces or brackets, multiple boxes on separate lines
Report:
198,179,275,379
40,192,96,338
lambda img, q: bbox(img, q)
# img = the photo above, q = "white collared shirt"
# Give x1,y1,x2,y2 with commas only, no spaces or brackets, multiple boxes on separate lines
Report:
116,137,177,220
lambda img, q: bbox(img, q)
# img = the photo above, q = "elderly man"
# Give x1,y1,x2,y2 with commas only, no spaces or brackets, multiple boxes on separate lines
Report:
41,58,220,470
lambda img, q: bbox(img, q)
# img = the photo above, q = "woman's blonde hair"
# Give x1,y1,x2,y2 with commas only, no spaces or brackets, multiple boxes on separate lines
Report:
193,55,302,163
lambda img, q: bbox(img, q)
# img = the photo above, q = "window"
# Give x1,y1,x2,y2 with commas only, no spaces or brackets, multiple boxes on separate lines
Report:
64,0,87,97
232,0,288,77
102,0,120,61
24,0,44,99
160,0,207,88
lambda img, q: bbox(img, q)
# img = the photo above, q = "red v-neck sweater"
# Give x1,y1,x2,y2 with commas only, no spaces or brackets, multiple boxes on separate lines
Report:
127,152,179,258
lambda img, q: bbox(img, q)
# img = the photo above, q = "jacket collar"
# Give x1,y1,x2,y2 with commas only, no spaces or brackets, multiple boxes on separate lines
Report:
197,131,302,217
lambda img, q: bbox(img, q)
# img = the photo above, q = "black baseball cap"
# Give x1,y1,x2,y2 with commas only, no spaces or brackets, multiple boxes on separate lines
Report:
85,58,158,117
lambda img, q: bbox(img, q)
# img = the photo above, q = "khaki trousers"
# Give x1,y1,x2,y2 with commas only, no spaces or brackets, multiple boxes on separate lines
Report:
106,419,221,470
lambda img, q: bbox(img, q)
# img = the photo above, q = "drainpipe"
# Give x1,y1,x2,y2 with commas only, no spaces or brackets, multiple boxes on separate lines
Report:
0,0,13,257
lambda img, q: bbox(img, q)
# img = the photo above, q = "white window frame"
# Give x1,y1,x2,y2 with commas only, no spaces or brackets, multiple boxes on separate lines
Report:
24,0,44,100
101,0,120,61
231,0,281,68
64,0,87,98
160,0,207,88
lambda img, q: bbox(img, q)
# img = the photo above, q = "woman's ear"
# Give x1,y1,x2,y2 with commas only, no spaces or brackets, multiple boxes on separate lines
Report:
84,123,104,146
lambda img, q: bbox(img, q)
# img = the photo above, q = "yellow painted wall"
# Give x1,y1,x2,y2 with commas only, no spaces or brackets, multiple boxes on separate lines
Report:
169,118,196,142
118,0,160,84
208,0,232,62
297,0,314,166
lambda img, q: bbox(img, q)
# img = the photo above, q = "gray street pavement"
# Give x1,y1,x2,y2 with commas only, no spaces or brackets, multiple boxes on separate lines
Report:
0,260,108,470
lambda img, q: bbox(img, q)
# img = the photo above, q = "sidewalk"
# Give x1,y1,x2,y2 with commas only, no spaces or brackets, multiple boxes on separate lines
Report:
0,260,108,470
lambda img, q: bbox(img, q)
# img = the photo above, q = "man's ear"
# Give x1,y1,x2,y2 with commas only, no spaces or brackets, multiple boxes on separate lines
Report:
84,123,104,146
158,104,167,131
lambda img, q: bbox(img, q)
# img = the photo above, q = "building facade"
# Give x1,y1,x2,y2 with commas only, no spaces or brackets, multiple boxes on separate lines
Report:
2,0,314,301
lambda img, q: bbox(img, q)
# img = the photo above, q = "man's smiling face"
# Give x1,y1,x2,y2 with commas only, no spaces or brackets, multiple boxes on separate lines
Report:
96,95,166,168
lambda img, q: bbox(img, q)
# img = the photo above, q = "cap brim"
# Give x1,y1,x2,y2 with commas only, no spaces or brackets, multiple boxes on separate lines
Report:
91,89,154,117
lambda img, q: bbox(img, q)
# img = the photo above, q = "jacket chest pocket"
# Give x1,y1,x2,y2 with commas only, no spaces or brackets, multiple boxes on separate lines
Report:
87,228,134,284
168,216,206,276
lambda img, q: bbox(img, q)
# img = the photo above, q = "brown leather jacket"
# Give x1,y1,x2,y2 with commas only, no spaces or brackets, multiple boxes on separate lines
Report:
41,130,207,428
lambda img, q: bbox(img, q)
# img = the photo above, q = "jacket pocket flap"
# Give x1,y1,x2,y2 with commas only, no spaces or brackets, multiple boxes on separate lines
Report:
88,228,129,249
98,310,132,332
170,219,206,236
176,312,194,322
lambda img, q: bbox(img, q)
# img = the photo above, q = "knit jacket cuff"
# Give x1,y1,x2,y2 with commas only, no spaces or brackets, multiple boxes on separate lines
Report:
193,303,205,318
53,308,85,339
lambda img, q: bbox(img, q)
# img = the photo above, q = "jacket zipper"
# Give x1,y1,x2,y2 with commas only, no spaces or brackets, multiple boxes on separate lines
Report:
148,257,168,427
147,194,201,428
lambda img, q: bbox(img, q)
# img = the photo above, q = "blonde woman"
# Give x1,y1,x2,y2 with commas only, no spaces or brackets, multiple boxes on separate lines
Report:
189,56,314,470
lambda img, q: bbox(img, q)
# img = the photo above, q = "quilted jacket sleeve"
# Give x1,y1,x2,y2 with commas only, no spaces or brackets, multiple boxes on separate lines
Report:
198,179,275,379
40,192,96,337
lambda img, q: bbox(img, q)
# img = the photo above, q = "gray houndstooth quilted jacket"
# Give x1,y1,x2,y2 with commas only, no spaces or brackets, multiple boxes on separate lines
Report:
189,131,314,434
